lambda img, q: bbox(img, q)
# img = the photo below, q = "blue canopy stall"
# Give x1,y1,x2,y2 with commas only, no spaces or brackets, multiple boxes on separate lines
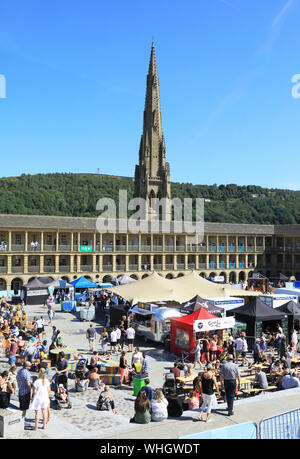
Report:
69,276,99,289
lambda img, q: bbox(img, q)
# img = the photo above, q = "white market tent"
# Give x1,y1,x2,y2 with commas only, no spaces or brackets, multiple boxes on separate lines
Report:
110,271,260,304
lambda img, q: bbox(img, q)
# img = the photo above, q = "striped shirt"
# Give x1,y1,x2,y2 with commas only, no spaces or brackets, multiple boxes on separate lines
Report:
16,368,32,396
220,362,240,380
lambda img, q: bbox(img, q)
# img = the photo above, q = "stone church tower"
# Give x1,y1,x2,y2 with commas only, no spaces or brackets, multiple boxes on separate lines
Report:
134,42,171,221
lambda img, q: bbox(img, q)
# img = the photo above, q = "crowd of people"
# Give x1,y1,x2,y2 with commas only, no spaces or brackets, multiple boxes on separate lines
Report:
0,291,300,434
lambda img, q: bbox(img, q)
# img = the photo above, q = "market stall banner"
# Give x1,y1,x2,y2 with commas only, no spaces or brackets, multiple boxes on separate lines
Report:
193,316,235,332
27,289,48,297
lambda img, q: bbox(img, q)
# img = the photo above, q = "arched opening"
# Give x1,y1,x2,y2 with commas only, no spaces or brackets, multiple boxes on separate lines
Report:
148,189,156,207
103,275,113,283
130,274,139,280
177,273,184,278
219,272,227,283
28,277,37,283
61,276,70,282
239,271,246,282
199,272,206,278
141,274,149,279
11,278,23,293
229,272,236,284
166,273,174,279
0,278,7,290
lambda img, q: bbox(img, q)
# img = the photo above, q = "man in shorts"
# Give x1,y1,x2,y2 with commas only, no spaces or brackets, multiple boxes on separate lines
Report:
86,324,97,352
110,326,118,354
126,325,135,352
17,361,32,418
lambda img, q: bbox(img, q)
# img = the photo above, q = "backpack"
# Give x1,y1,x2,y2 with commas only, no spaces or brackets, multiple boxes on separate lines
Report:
0,390,10,409
97,392,110,411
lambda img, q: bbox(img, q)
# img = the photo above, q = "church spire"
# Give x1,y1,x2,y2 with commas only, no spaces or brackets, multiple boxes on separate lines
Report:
134,43,171,221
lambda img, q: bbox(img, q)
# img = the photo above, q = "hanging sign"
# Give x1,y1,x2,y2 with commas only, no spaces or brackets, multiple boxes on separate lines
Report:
194,316,235,332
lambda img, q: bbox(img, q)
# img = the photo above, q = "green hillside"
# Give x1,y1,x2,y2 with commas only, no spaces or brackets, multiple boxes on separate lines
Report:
0,173,299,224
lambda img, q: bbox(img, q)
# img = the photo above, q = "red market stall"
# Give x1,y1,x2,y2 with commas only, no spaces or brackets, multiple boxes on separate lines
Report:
170,308,218,358
170,307,236,359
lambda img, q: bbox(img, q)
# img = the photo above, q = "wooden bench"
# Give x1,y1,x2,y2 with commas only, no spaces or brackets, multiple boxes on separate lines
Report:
182,384,193,394
242,386,277,396
103,374,121,385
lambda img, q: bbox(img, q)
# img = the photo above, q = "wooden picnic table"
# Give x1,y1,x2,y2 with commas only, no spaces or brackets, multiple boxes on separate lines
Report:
50,347,77,362
176,373,197,384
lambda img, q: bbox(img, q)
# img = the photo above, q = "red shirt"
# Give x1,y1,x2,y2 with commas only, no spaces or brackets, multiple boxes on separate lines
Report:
171,367,181,378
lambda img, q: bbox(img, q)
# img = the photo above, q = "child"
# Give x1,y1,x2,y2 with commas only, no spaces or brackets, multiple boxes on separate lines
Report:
57,384,68,403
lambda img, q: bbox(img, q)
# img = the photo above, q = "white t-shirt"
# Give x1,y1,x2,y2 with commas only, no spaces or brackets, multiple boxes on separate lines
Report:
110,330,117,343
126,327,135,339
242,339,248,352
115,328,121,340
132,351,143,364
235,338,244,351
291,332,298,345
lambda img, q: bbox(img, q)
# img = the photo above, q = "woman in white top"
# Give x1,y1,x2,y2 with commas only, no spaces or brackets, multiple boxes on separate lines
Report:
30,368,51,430
151,389,168,422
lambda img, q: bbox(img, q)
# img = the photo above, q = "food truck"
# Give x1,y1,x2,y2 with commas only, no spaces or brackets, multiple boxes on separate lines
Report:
128,303,182,343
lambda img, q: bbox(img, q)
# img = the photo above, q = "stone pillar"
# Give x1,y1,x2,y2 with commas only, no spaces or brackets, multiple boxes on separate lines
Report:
184,254,188,271
70,255,74,273
92,254,97,273
8,232,11,252
55,255,59,274
40,255,44,274
150,254,154,271
77,254,81,273
23,255,28,274
24,232,28,252
40,232,44,251
7,255,11,274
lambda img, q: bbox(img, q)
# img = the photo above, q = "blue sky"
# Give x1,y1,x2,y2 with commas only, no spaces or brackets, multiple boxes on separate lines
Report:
0,0,300,190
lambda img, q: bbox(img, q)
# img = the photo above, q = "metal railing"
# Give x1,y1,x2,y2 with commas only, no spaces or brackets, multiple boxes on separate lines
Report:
259,409,300,439
11,266,24,274
11,244,25,251
80,265,93,272
44,244,56,252
58,244,71,252
44,266,55,273
27,266,40,273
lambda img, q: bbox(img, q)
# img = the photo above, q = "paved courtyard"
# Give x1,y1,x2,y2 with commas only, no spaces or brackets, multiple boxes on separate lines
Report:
1,301,300,439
